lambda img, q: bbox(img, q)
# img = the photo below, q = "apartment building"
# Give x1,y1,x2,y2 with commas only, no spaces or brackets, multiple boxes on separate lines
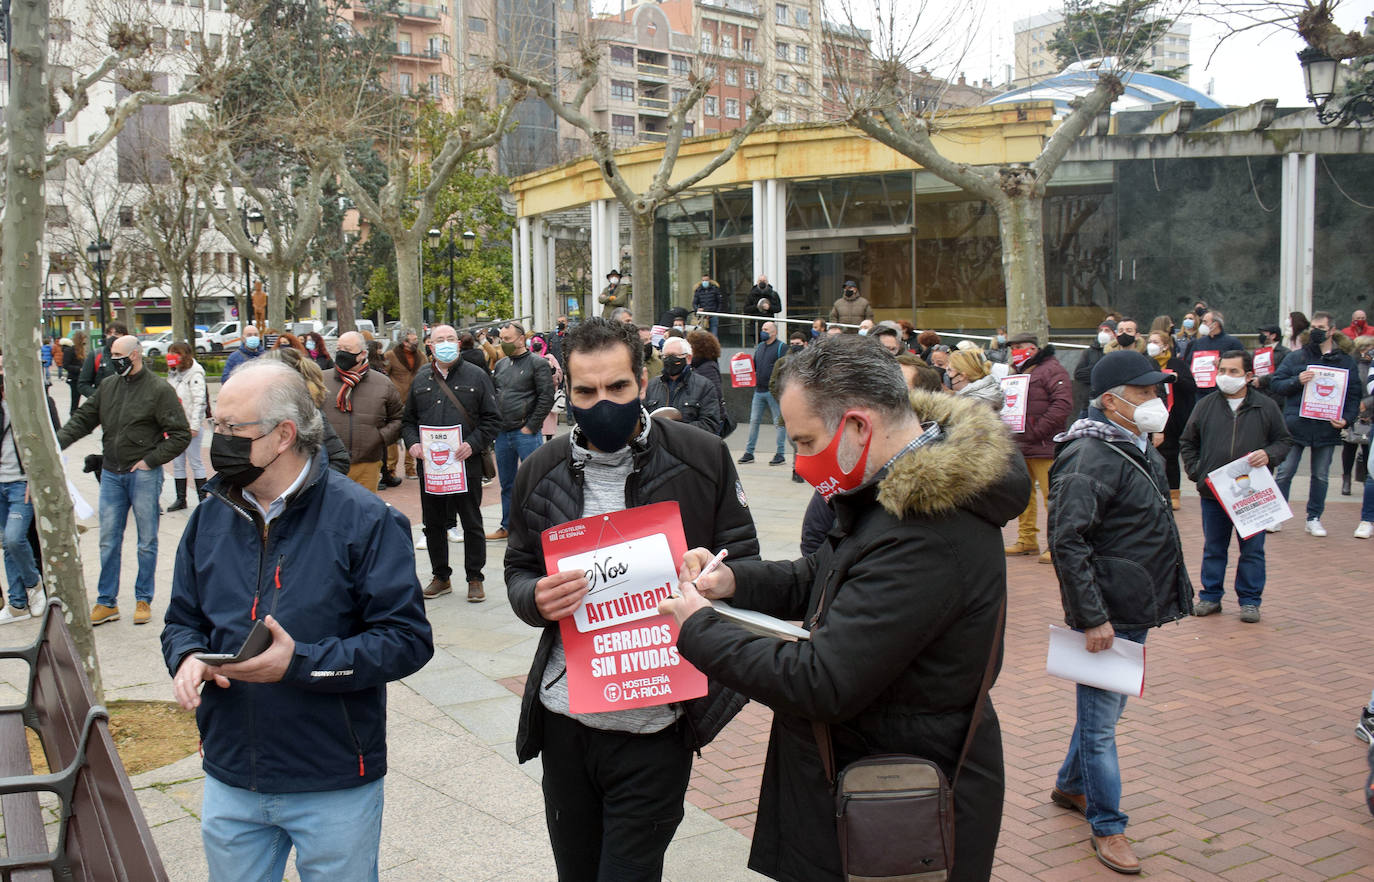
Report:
1013,10,1191,87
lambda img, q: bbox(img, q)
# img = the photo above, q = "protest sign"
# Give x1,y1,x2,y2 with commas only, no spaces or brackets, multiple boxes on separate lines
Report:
1299,365,1349,421
542,502,707,714
651,325,668,348
1191,352,1219,389
730,352,756,388
420,425,467,495
999,375,1030,433
1204,454,1293,538
1253,346,1275,377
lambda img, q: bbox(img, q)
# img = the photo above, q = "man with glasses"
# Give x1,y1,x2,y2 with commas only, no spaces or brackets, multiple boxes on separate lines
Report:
59,335,190,625
164,360,432,882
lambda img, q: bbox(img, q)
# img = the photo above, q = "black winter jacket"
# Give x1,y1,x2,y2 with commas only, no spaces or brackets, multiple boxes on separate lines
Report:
692,281,724,313
493,350,554,433
1270,341,1361,447
401,362,501,461
676,391,1031,882
644,367,721,434
161,448,434,793
1179,388,1292,501
505,417,760,762
1048,415,1194,631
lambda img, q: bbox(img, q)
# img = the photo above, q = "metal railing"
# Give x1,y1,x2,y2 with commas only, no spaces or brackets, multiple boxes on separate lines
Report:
637,62,669,78
638,96,669,111
694,310,1089,351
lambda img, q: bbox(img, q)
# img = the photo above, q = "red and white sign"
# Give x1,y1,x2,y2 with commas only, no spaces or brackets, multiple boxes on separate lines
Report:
1163,368,1177,411
1300,365,1349,421
651,325,668,348
1253,346,1275,377
999,375,1030,433
541,502,708,714
1191,352,1219,389
421,425,468,495
730,352,756,388
1204,454,1292,539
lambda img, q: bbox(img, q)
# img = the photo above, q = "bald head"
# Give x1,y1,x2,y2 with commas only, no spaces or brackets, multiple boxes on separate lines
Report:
111,334,142,375
337,331,365,353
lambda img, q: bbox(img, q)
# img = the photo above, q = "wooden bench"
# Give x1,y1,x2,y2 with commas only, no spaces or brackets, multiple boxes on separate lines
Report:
0,600,169,881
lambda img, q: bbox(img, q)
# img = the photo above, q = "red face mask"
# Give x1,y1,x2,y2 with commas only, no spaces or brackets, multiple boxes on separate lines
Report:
794,411,873,501
166,355,180,370
1010,347,1034,369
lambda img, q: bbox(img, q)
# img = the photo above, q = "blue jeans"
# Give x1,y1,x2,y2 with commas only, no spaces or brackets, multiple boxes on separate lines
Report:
1274,442,1335,520
1055,627,1148,837
1360,470,1374,522
744,391,786,458
1198,496,1266,606
201,774,383,882
496,429,542,530
0,482,38,609
96,468,163,608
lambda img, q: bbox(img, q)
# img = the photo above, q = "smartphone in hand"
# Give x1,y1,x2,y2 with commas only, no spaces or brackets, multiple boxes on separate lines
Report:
195,619,272,666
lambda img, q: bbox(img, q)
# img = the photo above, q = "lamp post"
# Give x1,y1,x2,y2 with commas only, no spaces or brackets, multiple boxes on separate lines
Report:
242,208,265,317
86,239,112,339
427,227,477,327
1298,46,1374,126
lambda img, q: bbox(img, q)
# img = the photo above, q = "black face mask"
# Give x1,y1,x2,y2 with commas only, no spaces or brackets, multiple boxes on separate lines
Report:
110,355,134,377
1116,333,1136,348
789,343,804,355
557,322,567,332
210,432,278,488
572,398,643,452
334,350,361,372
663,355,687,377
1310,327,1328,346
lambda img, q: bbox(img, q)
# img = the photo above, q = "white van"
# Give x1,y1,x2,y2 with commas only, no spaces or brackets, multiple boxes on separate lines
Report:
203,320,244,351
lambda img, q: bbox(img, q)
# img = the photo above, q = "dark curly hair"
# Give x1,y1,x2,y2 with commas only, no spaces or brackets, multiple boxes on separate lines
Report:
564,317,643,385
686,328,721,362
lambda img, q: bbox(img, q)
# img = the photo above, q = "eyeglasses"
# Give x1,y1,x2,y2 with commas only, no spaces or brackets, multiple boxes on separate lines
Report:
930,345,951,353
212,418,274,436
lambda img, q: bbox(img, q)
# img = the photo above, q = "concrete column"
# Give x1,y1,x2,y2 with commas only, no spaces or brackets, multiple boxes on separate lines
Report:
773,180,788,322
544,232,556,330
752,180,766,284
1279,153,1316,328
511,226,522,322
590,200,603,314
607,202,621,278
531,217,546,329
518,217,532,324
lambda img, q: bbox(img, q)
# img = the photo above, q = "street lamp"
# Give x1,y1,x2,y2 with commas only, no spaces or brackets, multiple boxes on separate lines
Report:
428,227,478,326
86,239,113,339
1298,46,1374,126
243,208,265,319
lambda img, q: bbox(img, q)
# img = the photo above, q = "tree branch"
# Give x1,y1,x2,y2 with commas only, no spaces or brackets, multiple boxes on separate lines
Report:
1031,74,1122,180
659,96,772,199
46,91,212,170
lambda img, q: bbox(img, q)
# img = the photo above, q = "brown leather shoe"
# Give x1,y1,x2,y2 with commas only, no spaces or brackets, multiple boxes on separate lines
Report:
1004,541,1038,556
1091,834,1141,874
133,601,152,625
485,528,508,541
1038,550,1053,565
467,581,485,603
90,604,120,626
1050,787,1086,815
422,579,452,599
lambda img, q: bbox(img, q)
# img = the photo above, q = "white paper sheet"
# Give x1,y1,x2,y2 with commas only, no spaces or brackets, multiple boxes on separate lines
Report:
1046,625,1145,697
711,602,811,641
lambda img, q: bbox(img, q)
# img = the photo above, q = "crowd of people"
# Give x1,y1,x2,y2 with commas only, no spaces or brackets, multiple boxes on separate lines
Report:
4,292,1374,881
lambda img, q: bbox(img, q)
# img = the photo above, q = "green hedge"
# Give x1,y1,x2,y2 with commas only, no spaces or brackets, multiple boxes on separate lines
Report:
148,354,227,379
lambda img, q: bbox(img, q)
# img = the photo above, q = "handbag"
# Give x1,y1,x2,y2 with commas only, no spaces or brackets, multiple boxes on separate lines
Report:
811,585,1005,882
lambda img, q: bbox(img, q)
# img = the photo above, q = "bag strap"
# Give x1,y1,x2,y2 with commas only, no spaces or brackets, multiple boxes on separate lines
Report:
810,576,1006,791
1095,438,1169,507
432,366,474,425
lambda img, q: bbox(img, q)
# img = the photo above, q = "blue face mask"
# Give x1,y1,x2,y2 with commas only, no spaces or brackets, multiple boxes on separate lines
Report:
1181,319,1195,331
996,334,1006,345
433,341,459,363
245,336,261,350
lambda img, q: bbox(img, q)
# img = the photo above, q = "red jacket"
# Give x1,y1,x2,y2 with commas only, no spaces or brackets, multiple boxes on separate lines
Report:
1013,349,1073,458
1343,320,1371,341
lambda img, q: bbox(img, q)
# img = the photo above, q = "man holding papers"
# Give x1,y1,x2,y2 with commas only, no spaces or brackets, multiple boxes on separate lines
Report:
1046,350,1194,875
504,317,758,881
1180,350,1292,623
660,335,1032,882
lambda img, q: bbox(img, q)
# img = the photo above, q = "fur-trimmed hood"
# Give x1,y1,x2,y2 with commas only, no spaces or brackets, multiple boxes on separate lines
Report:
1296,328,1355,354
874,390,1026,524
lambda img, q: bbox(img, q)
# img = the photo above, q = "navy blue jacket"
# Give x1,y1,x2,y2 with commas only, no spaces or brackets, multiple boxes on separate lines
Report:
753,339,787,390
1270,344,1362,447
220,344,264,385
161,448,433,793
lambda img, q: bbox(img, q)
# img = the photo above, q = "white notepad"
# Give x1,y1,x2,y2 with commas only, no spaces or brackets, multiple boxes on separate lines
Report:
1045,625,1145,697
711,602,811,641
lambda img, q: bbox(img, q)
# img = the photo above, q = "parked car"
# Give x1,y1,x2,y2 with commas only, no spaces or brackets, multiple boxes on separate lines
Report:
203,320,244,351
141,330,210,358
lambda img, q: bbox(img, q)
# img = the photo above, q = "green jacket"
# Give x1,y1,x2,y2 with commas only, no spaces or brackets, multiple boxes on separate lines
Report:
58,367,191,471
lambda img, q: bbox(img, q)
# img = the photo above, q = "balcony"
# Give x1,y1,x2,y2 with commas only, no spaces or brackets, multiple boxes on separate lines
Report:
637,96,669,116
640,132,668,142
354,1,443,21
637,61,669,82
393,43,446,62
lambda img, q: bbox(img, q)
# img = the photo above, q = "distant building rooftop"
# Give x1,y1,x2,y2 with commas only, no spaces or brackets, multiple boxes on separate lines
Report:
985,59,1222,114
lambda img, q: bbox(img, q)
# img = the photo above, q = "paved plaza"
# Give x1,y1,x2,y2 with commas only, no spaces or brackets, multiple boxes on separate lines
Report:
5,418,1374,880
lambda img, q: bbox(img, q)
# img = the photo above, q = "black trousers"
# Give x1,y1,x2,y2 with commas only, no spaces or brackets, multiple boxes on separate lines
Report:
419,461,484,582
539,706,693,882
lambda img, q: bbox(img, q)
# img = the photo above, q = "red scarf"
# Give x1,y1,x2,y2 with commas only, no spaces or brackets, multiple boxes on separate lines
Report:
335,360,368,412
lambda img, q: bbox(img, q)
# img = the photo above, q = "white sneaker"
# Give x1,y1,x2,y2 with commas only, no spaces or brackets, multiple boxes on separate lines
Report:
1356,522,1374,539
1305,518,1328,537
0,604,31,625
447,527,463,543
414,535,428,550
26,585,44,616
1265,522,1282,533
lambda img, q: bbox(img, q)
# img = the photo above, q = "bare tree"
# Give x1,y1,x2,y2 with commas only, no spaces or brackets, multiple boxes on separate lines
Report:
135,160,209,344
1198,0,1374,60
496,43,772,326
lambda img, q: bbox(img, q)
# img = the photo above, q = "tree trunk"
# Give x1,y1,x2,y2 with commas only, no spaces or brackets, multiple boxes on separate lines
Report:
997,193,1050,345
628,208,655,327
395,232,421,333
170,271,190,344
1,0,103,698
266,265,288,330
326,220,356,333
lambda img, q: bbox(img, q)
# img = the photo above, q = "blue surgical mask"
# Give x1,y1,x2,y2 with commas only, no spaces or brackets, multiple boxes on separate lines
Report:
434,341,459,363
1181,319,1195,331
996,334,1006,345
245,336,261,350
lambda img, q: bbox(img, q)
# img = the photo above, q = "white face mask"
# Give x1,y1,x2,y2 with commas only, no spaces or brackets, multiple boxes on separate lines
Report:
1121,396,1169,433
1097,330,1113,346
1198,323,1213,337
1146,342,1164,357
1216,374,1248,395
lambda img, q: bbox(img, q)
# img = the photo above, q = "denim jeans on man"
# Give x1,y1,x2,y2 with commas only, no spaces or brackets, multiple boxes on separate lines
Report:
1055,627,1148,836
744,391,786,458
0,481,38,609
1274,442,1335,520
496,429,543,530
201,774,383,882
97,468,162,608
1361,470,1374,523
1198,496,1266,606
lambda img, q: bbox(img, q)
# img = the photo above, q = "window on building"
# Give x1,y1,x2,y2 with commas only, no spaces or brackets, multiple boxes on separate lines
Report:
776,42,789,60
169,29,185,48
429,74,443,93
703,63,715,78
672,55,690,75
776,4,788,24
795,109,808,122
744,69,758,89
48,18,72,40
776,106,790,122
45,205,69,228
611,79,634,101
207,32,222,51
612,114,635,136
725,98,739,118
741,36,753,53
796,77,809,96
684,122,695,136
468,16,487,32
795,44,808,63
721,32,733,50
672,87,689,105
776,73,789,91
209,0,221,10
397,72,412,95
118,206,135,227
700,32,712,52
794,7,809,25
704,96,718,116
725,68,738,86
611,45,635,67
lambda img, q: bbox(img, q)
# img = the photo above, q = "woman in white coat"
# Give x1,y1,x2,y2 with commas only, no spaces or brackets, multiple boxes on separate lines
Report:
165,342,208,510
